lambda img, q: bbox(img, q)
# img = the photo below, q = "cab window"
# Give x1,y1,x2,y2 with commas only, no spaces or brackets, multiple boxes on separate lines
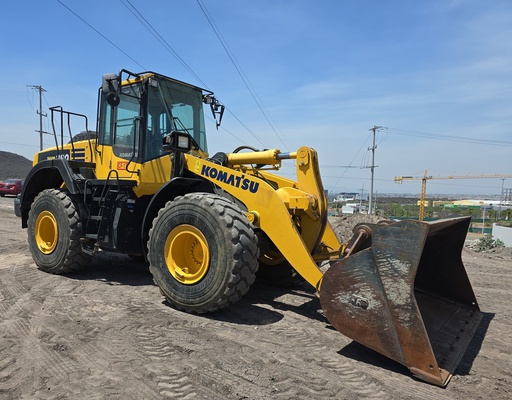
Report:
112,90,140,160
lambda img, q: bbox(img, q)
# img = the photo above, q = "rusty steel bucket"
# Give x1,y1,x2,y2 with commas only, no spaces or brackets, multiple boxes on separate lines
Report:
319,217,482,386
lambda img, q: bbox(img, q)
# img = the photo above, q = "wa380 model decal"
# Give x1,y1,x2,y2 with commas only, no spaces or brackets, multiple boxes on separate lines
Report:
200,165,259,193
38,149,86,162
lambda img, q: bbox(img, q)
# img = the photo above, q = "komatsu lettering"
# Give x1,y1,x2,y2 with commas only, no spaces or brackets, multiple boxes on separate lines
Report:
201,165,259,193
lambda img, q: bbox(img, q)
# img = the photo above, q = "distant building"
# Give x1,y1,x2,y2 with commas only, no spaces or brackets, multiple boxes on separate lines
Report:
341,203,367,214
334,192,368,202
442,199,512,211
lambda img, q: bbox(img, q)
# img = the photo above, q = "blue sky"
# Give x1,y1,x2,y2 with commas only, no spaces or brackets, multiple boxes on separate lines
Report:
1,0,511,195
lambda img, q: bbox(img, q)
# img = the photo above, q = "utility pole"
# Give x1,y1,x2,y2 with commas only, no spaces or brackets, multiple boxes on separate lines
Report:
28,85,47,151
499,179,505,220
359,184,364,212
482,206,486,234
367,125,385,214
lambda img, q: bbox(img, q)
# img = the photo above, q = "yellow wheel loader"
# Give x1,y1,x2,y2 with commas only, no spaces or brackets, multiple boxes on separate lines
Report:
16,70,482,386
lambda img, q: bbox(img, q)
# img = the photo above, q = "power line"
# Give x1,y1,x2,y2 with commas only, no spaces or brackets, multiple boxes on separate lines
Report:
0,141,40,148
26,86,36,111
56,1,290,151
204,113,256,146
328,132,372,194
196,0,289,151
387,127,512,147
424,181,505,190
224,108,269,148
120,0,207,88
320,165,361,168
0,84,27,90
56,0,146,70
117,0,271,148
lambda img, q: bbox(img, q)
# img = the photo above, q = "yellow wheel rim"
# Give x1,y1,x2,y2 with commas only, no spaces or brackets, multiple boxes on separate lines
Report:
35,211,58,254
164,224,210,285
259,248,286,266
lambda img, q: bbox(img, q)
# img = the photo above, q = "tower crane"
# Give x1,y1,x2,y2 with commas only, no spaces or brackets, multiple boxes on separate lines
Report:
394,171,512,221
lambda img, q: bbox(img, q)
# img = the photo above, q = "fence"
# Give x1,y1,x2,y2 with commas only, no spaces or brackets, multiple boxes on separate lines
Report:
492,224,512,247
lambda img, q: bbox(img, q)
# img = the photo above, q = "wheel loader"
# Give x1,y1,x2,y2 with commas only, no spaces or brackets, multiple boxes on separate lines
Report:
16,69,482,386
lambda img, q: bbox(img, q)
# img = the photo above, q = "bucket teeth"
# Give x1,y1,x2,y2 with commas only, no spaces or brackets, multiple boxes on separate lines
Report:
319,217,482,387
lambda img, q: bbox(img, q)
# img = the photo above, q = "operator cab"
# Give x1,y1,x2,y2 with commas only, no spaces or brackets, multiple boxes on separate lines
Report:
95,70,223,190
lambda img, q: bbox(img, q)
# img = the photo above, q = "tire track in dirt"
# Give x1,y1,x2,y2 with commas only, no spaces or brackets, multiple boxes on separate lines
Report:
247,309,392,399
0,339,21,398
278,292,488,400
131,288,391,399
33,287,164,399
237,287,376,387
208,287,385,399
234,285,456,400
135,322,231,399
2,198,511,400
0,263,163,399
0,266,76,397
0,267,32,306
133,309,307,399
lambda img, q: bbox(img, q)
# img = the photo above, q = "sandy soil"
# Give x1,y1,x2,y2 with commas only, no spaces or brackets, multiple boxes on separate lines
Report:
0,195,510,399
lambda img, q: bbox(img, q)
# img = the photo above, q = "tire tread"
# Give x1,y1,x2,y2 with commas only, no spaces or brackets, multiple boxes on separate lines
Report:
148,192,259,313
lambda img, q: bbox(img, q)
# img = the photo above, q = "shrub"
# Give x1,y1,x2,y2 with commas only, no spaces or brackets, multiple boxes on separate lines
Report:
476,234,505,252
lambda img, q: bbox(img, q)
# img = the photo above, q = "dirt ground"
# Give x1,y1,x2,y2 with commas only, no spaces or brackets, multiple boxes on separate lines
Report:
0,196,510,400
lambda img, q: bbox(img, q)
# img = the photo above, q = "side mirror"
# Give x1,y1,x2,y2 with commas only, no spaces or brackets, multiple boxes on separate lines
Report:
102,73,120,106
203,94,225,129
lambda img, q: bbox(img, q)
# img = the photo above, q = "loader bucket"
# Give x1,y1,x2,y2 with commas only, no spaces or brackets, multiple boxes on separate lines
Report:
319,217,482,386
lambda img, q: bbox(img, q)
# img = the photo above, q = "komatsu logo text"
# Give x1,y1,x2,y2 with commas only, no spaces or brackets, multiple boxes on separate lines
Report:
201,165,259,193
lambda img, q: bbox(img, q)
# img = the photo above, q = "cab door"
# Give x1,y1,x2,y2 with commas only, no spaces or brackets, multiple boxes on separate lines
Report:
96,84,142,182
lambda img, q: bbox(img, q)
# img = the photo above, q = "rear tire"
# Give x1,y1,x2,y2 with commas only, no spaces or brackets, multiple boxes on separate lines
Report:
148,193,259,313
27,189,90,274
257,252,303,287
256,233,303,287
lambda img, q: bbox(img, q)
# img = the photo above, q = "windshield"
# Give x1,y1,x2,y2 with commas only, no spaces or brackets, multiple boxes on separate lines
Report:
145,77,208,160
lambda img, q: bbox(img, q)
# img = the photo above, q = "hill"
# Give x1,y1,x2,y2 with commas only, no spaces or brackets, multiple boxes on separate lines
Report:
0,151,32,180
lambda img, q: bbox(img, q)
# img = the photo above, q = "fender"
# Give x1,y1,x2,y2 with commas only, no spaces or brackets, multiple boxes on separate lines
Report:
140,176,210,257
18,159,93,227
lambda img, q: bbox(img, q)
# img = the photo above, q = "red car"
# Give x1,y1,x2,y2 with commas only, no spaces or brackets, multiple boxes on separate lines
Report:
0,179,24,197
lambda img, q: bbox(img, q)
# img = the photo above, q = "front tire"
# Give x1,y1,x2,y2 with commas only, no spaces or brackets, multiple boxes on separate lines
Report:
27,189,90,274
148,193,259,313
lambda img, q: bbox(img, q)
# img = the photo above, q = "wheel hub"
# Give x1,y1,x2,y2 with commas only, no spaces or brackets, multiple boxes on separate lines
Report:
35,211,58,254
164,224,210,284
